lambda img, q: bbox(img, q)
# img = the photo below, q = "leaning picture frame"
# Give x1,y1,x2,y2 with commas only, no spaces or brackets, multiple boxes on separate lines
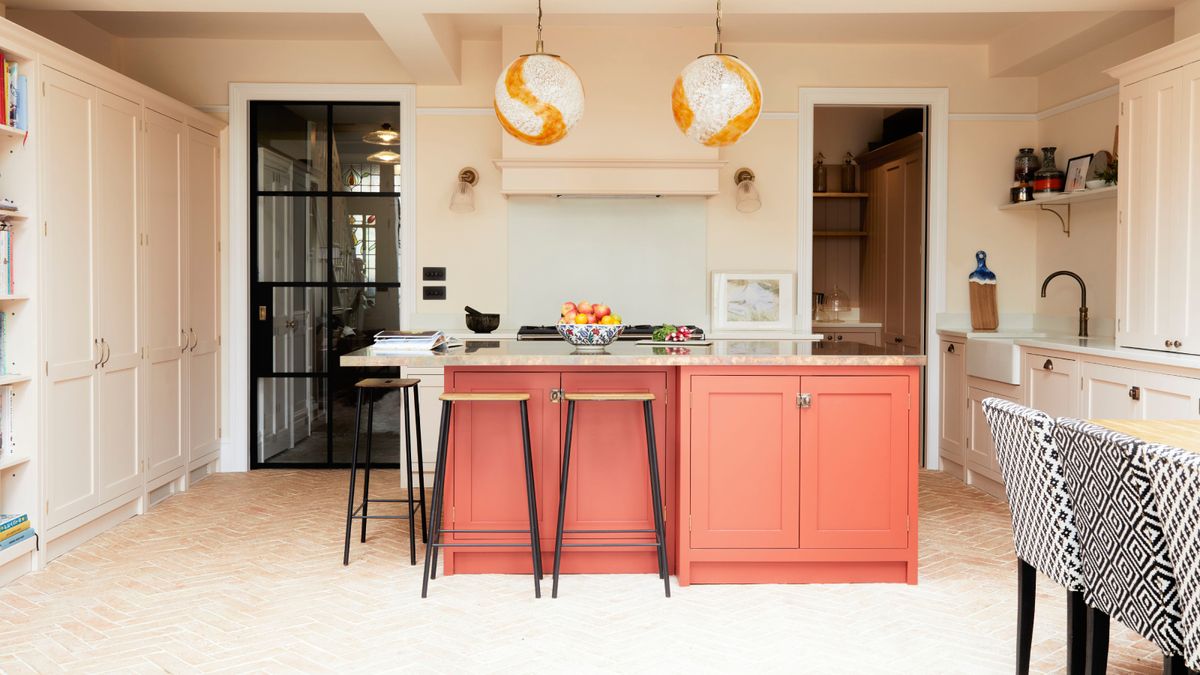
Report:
1065,153,1093,193
712,272,795,332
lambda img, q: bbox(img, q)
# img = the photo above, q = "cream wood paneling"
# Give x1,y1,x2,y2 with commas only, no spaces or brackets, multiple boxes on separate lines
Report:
1083,362,1143,419
187,128,221,466
1025,352,1080,419
144,108,187,482
811,198,863,309
938,339,965,467
964,386,1007,483
41,68,100,528
95,90,143,502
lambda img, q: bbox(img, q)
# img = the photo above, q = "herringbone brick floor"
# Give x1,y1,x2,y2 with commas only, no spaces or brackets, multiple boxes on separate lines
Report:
0,470,1164,673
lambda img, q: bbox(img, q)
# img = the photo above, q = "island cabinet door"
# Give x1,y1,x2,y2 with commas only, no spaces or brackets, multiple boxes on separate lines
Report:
559,372,669,540
689,375,801,549
448,371,561,540
799,375,910,549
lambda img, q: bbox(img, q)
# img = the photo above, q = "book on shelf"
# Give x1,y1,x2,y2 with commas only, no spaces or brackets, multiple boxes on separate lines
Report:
0,513,28,538
6,62,15,129
0,54,7,128
0,226,11,294
14,74,26,131
0,527,34,551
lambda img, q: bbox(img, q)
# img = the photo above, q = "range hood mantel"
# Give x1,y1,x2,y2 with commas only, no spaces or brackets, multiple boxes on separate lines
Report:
493,158,727,197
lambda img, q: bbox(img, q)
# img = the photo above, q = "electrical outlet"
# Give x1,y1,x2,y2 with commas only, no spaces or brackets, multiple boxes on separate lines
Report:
423,286,447,300
422,266,447,281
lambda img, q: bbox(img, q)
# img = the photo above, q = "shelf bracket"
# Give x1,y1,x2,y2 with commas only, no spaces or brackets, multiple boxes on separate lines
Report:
1038,202,1072,237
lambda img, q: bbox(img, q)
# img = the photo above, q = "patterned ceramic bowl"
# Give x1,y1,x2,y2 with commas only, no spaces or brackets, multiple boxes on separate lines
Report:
556,323,624,350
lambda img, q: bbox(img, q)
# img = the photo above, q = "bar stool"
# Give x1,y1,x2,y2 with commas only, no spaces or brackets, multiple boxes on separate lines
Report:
421,392,543,598
343,378,428,567
551,392,669,598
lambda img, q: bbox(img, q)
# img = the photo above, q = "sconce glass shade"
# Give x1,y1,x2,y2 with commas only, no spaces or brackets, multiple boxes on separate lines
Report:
494,53,585,146
367,149,401,165
735,171,761,213
362,122,400,146
450,181,476,213
671,54,762,147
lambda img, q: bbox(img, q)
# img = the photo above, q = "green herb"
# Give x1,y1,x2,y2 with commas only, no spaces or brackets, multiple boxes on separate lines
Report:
652,324,677,342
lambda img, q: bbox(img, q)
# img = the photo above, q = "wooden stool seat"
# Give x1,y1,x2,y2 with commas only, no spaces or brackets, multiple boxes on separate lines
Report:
356,377,420,389
439,392,530,402
563,392,655,402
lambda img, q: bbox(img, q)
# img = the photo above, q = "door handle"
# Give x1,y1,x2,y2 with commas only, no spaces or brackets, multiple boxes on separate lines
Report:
189,328,198,352
1043,359,1054,372
893,336,904,343
94,339,102,369
180,329,188,353
1129,386,1141,401
947,343,955,354
99,339,110,367
259,305,268,321
797,393,812,408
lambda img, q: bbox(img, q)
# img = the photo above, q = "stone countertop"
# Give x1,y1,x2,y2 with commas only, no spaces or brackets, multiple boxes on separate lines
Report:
340,339,927,368
1015,336,1200,370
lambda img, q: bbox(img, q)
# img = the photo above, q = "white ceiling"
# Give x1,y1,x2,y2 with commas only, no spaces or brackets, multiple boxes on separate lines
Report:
74,11,380,40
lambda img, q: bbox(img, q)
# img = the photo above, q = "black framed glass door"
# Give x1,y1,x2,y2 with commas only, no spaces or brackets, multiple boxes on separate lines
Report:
249,101,406,468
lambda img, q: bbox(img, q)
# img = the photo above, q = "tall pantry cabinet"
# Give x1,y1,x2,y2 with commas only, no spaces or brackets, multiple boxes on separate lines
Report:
29,29,224,568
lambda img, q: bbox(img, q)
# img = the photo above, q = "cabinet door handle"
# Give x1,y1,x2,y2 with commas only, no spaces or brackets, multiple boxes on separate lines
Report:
189,329,198,352
94,339,102,369
947,343,955,354
836,334,844,341
1174,340,1183,348
797,393,812,408
1043,359,1054,372
181,329,188,353
1129,386,1141,401
894,336,904,343
1166,339,1174,348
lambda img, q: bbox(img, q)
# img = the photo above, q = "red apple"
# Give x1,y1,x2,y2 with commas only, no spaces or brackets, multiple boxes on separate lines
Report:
577,301,593,315
592,304,611,319
583,313,596,324
561,309,578,324
561,301,577,317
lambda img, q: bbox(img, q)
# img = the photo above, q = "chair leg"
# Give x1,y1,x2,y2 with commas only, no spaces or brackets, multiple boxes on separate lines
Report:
519,399,542,598
343,388,365,566
413,384,429,543
1163,654,1187,675
1085,606,1110,675
402,388,417,566
360,396,375,543
421,400,452,598
1067,589,1087,675
1017,559,1036,675
643,400,670,598
552,400,576,599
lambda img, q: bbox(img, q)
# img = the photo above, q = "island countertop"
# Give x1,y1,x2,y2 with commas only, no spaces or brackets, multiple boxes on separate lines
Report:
339,338,927,367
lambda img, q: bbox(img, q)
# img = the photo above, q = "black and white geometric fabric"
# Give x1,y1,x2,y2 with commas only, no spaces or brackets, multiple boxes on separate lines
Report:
981,398,1083,591
1144,444,1200,671
1053,418,1183,655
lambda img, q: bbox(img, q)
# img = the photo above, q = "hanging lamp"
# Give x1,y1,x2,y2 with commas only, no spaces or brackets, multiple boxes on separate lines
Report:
362,122,400,146
671,0,762,147
493,0,584,146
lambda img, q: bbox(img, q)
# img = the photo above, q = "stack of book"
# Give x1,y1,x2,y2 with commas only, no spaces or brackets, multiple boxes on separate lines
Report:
0,513,33,552
0,54,28,130
372,330,459,353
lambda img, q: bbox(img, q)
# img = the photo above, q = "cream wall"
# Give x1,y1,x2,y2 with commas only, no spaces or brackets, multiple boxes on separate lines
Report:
1177,0,1200,41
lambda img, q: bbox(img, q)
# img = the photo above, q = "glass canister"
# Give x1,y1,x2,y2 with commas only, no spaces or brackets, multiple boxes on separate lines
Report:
814,152,827,193
841,152,857,193
1014,147,1040,184
1033,146,1065,194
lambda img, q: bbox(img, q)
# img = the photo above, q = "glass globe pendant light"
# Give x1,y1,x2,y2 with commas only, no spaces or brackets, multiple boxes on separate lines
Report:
671,0,763,147
493,0,584,146
362,122,400,146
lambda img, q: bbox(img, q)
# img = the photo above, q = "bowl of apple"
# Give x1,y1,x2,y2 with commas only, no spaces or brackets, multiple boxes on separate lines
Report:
556,301,624,351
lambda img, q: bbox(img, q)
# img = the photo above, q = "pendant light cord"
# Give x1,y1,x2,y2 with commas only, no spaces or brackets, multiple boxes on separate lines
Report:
535,0,545,53
714,0,723,53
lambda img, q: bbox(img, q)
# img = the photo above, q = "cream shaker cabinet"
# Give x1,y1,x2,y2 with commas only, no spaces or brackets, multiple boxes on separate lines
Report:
937,338,965,472
186,128,222,469
1082,361,1200,420
1112,41,1200,356
1025,352,1080,420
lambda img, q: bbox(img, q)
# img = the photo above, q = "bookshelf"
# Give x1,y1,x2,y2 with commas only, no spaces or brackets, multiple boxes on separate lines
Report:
0,41,38,586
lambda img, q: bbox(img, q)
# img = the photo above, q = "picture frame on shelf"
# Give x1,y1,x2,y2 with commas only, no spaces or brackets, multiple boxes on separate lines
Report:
1065,153,1093,193
712,271,794,332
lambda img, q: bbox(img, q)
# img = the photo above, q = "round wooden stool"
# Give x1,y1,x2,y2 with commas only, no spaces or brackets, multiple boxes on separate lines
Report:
343,378,428,566
551,392,670,598
421,392,544,598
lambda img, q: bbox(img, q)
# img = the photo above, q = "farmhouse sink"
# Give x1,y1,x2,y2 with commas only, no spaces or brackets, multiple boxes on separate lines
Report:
965,337,1027,385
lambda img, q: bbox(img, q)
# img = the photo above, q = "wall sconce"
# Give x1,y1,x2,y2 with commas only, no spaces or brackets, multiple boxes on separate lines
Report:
734,167,761,213
450,167,479,213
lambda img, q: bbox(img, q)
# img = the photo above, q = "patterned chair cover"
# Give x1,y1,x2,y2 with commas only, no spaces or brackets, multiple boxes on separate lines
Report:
981,398,1083,591
1145,444,1200,670
1054,418,1183,656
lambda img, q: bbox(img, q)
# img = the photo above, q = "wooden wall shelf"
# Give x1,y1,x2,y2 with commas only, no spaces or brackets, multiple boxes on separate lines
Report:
814,192,868,199
814,231,868,238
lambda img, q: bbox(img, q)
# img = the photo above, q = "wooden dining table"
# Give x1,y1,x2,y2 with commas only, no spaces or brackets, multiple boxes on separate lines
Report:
1091,419,1200,454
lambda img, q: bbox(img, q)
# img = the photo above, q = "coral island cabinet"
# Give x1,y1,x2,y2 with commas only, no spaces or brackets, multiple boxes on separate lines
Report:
677,366,921,585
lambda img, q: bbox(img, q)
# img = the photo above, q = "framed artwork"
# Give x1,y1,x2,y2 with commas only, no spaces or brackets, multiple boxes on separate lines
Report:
712,272,795,332
1065,153,1093,192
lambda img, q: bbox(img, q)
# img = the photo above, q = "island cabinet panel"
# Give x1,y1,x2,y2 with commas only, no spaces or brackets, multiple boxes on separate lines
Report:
798,376,909,549
689,375,800,549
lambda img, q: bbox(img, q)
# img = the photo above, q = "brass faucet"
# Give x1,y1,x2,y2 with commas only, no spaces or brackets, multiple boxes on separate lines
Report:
1040,270,1088,338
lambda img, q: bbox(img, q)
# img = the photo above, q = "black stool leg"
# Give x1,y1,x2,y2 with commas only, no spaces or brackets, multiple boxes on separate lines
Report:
360,395,375,543
413,385,428,543
1067,589,1086,675
644,400,670,597
1016,559,1035,675
1086,606,1110,675
552,400,576,598
519,400,542,598
1164,654,1187,675
421,400,452,598
343,388,365,566
402,388,417,566
430,399,452,581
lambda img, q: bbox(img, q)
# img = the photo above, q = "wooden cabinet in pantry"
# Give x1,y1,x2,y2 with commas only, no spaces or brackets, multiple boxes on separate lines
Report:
1110,37,1200,356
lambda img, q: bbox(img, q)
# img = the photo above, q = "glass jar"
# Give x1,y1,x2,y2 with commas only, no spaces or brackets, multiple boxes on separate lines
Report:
1014,147,1039,184
841,152,857,193
814,152,827,193
1033,146,1064,194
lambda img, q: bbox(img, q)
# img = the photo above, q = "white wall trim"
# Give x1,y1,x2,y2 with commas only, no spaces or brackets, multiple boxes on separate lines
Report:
797,87,949,471
1036,85,1119,120
224,82,417,473
416,107,492,116
948,113,1037,122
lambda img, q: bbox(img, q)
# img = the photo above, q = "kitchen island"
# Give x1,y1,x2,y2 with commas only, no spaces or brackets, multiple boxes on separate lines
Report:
341,339,926,585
